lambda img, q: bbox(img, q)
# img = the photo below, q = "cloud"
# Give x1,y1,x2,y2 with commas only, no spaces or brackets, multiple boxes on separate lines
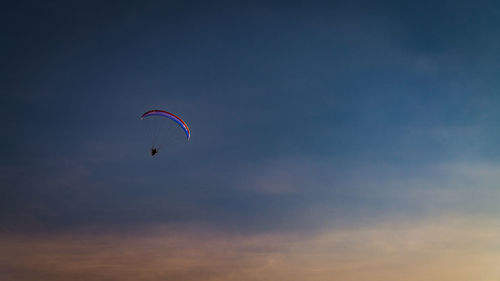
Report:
236,157,335,194
1,215,500,281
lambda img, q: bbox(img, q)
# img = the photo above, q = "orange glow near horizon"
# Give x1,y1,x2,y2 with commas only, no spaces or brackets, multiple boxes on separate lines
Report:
2,216,500,281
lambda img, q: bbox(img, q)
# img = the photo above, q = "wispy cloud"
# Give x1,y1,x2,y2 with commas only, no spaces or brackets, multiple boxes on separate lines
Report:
2,216,500,281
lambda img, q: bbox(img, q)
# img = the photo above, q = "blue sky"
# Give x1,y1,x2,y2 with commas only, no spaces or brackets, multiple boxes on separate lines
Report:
2,1,500,279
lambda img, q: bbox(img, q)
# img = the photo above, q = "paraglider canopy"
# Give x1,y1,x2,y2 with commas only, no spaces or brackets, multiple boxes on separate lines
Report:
141,110,190,140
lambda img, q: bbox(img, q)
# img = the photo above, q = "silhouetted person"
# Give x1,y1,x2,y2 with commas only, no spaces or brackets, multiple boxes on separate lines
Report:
151,147,158,156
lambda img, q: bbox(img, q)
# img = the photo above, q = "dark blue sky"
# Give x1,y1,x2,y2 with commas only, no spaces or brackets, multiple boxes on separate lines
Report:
2,0,500,234
5,2,500,280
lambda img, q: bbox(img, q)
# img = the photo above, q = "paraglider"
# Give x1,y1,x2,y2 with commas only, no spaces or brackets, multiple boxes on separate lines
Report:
141,109,190,156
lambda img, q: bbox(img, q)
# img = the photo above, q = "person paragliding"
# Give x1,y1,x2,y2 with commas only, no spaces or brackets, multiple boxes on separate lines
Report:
141,109,190,157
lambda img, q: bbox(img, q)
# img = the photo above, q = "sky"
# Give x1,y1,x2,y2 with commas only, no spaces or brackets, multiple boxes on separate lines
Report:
2,0,500,280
